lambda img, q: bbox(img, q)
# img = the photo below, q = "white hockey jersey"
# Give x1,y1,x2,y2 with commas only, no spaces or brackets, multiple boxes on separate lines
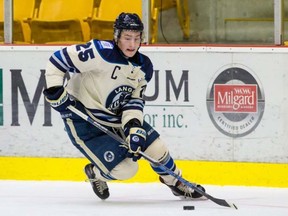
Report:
45,40,153,127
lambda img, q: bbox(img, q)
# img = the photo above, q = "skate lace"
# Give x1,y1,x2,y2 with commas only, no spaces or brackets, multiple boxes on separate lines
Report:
177,182,195,197
86,178,108,194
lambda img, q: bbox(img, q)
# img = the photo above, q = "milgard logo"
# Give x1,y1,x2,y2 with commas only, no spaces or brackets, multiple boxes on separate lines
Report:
206,65,265,137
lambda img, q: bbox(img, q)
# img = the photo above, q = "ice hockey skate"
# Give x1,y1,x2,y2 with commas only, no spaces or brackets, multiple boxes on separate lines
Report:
159,177,206,200
84,163,109,200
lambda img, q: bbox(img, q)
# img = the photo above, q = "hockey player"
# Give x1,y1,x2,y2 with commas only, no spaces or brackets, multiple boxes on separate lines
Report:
43,12,206,200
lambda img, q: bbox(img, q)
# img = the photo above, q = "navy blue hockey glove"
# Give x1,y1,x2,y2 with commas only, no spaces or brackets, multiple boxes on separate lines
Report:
124,119,147,162
43,86,75,113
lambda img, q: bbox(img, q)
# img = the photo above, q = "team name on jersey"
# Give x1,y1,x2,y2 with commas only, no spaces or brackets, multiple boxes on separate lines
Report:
114,86,134,94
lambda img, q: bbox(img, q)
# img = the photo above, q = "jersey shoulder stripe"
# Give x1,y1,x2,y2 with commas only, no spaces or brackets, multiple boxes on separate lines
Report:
49,48,80,73
62,48,80,73
92,39,128,65
91,39,154,83
139,53,153,82
49,54,67,73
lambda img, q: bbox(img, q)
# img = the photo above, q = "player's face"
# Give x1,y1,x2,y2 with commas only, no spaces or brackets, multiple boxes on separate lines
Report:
118,30,141,57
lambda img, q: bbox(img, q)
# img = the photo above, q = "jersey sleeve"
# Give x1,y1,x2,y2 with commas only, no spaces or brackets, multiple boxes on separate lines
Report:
45,40,100,88
121,55,154,127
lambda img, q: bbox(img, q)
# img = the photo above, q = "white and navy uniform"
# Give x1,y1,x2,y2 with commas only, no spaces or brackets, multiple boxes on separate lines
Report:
45,40,179,182
45,40,162,179
46,40,150,127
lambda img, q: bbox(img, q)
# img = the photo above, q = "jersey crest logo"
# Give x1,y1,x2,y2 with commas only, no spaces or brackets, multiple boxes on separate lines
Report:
106,85,135,115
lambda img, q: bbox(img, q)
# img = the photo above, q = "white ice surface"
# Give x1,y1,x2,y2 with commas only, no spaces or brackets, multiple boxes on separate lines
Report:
0,181,287,216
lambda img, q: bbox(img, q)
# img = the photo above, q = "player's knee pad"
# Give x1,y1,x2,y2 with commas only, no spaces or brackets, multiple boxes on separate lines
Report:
144,138,169,162
109,158,139,180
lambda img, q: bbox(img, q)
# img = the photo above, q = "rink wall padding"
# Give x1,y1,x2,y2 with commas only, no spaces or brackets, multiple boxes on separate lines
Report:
1,45,288,187
1,157,287,187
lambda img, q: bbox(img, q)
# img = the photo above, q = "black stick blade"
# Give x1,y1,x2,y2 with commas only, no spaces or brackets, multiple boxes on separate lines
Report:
209,196,238,209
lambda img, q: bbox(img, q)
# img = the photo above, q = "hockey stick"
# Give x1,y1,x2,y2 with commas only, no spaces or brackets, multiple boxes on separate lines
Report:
67,105,238,209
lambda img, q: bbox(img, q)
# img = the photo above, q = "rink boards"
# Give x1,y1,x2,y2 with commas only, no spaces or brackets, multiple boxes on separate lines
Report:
0,45,287,187
0,157,287,187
